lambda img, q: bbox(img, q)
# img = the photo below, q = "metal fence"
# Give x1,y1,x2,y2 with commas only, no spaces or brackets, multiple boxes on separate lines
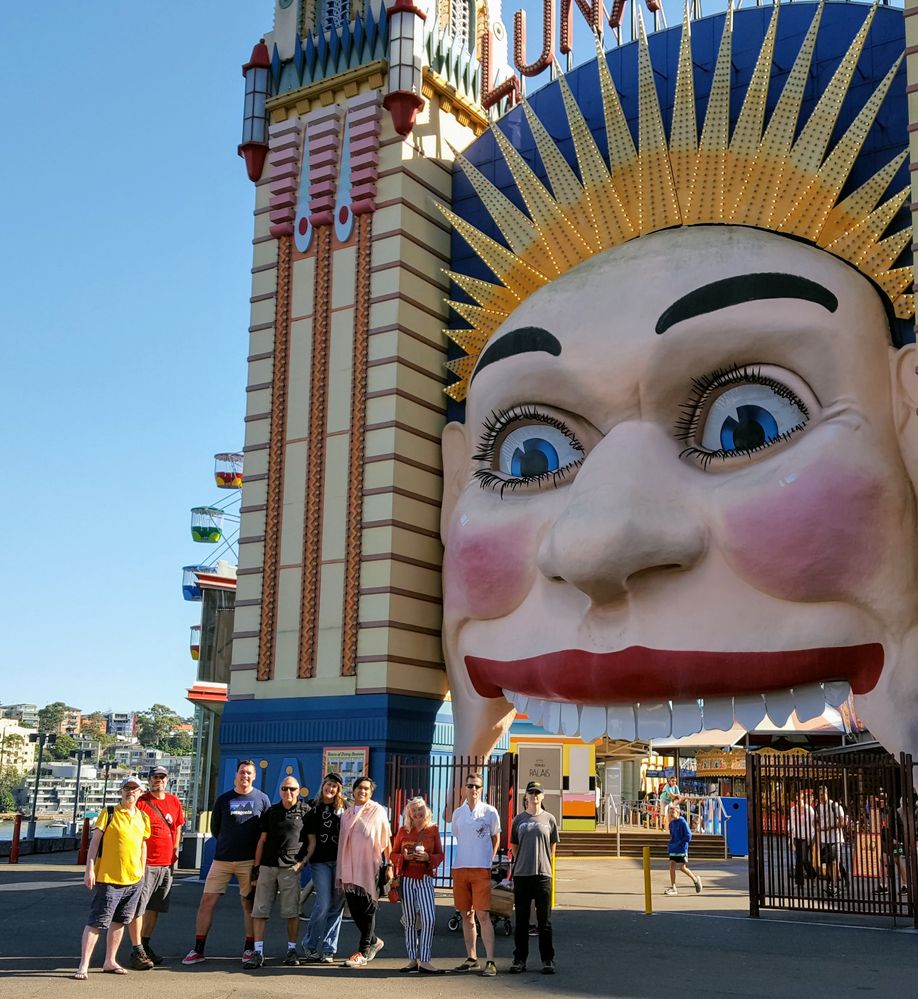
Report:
384,753,516,887
747,751,917,924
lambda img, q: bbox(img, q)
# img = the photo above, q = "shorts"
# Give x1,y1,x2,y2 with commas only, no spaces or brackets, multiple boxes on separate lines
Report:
203,859,255,897
819,843,839,865
669,854,687,863
136,865,173,917
87,881,143,929
453,868,492,912
252,865,301,919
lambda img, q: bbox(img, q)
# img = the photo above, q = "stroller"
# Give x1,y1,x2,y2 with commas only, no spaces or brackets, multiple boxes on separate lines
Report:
447,849,513,936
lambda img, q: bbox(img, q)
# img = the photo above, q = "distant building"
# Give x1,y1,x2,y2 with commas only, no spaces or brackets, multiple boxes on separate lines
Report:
59,708,82,735
0,704,38,728
104,712,136,737
0,720,37,769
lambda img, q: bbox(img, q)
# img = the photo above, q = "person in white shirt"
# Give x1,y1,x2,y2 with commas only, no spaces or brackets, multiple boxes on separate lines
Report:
788,789,816,888
815,785,846,896
450,773,500,977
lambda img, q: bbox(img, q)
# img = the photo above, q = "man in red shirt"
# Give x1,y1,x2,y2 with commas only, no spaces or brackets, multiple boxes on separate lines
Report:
132,766,185,967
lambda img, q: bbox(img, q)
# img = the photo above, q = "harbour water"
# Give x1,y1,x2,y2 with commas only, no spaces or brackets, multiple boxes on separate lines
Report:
0,820,71,840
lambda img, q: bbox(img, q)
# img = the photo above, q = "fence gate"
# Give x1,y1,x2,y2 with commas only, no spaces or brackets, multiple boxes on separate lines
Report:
747,751,917,924
384,753,516,887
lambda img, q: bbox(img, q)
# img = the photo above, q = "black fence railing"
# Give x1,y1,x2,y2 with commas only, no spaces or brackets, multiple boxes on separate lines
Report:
747,750,917,925
384,753,516,887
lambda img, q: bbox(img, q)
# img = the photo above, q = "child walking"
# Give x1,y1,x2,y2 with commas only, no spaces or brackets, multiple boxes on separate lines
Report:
664,804,703,896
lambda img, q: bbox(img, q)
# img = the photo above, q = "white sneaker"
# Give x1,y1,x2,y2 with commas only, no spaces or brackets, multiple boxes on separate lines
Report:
664,886,678,896
367,937,384,961
694,877,703,894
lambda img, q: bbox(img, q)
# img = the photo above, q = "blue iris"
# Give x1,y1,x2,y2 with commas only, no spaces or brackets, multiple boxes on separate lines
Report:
510,438,560,477
719,404,780,451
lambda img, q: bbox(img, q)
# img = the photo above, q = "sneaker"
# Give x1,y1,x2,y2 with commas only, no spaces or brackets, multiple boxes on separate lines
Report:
901,886,910,895
454,958,480,972
875,885,889,895
509,960,526,974
542,960,556,975
664,887,678,896
483,961,497,977
319,953,335,964
302,950,321,963
344,953,368,968
130,951,154,971
366,937,384,961
242,948,256,964
182,950,206,966
284,950,301,966
694,877,703,894
528,924,538,936
144,944,163,966
243,951,264,969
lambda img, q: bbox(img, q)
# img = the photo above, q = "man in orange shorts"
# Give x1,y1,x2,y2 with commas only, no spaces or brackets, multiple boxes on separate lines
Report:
451,772,500,977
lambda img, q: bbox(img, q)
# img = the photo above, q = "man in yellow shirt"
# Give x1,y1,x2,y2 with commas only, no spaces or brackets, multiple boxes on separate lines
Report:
74,776,151,978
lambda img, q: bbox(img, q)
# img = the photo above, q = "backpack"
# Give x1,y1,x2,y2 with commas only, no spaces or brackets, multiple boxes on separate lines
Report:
95,806,115,862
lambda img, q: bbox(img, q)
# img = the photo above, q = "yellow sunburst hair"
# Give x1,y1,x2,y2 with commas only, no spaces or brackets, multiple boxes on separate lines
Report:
440,1,912,401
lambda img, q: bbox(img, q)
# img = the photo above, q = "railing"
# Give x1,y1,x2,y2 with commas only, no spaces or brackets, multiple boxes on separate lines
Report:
620,795,730,836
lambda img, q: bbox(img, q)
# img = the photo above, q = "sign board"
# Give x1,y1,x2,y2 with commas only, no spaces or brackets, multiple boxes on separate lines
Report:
517,745,563,826
321,746,369,801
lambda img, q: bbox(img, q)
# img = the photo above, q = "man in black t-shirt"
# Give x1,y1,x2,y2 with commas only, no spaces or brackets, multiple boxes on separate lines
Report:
183,760,271,966
244,777,312,968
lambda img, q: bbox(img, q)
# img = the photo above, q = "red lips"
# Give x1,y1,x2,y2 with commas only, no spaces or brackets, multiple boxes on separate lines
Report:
465,644,883,702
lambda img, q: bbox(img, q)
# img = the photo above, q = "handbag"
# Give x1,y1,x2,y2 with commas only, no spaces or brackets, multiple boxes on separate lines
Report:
387,876,402,904
377,859,391,896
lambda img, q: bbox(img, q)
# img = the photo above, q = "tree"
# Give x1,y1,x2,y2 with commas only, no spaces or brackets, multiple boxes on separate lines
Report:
0,765,23,813
37,702,72,734
81,711,107,740
166,730,193,755
137,704,184,750
48,734,77,761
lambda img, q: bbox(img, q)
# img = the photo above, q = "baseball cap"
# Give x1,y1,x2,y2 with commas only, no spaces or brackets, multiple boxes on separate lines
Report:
525,781,544,794
324,772,344,785
149,766,168,778
120,776,144,791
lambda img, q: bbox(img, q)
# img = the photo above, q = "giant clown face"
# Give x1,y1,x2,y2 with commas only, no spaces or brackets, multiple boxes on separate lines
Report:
441,226,918,759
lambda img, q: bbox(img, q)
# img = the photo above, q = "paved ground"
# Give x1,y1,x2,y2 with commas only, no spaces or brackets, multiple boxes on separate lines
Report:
0,851,914,998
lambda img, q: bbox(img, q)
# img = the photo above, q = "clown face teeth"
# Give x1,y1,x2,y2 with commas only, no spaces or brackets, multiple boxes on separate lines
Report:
822,681,851,708
503,689,529,716
671,700,703,738
606,704,637,740
560,701,580,736
579,704,607,742
765,689,795,727
793,684,827,722
543,700,562,733
635,702,672,740
701,697,734,731
734,694,766,730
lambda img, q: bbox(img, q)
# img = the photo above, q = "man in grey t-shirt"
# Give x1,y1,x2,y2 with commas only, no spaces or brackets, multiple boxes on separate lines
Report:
509,782,559,975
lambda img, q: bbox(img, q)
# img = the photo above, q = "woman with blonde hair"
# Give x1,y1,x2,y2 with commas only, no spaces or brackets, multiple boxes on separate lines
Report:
392,796,444,974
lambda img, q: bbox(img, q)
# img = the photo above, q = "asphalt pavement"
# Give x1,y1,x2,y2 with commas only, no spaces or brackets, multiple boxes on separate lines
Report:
0,851,914,998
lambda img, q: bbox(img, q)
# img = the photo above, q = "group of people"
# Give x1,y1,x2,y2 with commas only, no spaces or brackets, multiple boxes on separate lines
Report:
74,761,562,977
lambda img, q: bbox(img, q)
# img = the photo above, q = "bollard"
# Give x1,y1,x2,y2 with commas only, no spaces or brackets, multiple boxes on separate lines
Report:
78,817,90,866
643,845,652,915
9,814,22,864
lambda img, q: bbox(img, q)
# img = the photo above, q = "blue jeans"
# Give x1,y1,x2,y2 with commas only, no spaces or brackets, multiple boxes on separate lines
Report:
302,862,345,955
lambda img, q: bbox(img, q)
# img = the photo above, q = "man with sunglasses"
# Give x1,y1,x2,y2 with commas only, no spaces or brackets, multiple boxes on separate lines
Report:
244,777,313,968
132,766,185,966
451,772,500,977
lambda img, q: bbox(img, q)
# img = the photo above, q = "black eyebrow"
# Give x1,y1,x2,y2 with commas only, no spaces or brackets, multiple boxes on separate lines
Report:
655,273,838,335
471,326,561,382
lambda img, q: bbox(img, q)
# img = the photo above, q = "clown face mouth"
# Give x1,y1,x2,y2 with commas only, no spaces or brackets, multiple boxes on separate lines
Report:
465,645,883,740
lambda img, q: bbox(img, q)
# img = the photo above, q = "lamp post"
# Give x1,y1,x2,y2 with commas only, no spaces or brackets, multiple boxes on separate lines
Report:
27,732,57,840
70,747,91,835
100,760,113,809
383,0,428,137
238,39,271,182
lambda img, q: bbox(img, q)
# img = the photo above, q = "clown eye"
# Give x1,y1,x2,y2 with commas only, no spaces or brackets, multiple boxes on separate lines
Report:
474,405,585,495
677,364,812,468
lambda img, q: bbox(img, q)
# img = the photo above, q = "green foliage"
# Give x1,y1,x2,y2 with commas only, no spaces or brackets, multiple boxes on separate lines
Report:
81,711,107,739
137,704,185,751
166,730,193,755
37,702,72,733
48,734,77,761
0,764,24,813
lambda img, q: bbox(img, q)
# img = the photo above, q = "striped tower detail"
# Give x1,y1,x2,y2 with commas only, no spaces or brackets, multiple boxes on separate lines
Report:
268,120,304,237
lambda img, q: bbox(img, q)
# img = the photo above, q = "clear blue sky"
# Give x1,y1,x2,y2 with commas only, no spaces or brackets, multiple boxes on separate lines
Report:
1,0,615,718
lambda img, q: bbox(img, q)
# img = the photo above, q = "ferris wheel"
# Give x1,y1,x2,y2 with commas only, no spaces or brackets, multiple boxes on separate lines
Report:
182,452,243,661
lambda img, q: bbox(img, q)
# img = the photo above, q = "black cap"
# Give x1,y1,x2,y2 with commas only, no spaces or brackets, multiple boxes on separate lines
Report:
324,772,343,785
525,781,544,794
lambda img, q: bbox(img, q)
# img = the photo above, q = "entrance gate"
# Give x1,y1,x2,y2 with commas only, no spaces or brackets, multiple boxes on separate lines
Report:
747,751,917,924
384,753,516,887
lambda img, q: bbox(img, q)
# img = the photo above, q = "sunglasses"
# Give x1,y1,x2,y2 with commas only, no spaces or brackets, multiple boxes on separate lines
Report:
466,784,482,789
280,787,299,793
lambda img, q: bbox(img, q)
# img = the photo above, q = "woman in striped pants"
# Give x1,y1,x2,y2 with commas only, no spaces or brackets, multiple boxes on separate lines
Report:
392,797,444,974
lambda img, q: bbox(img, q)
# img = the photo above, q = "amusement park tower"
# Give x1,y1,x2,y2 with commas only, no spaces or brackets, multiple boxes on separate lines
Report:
224,0,514,789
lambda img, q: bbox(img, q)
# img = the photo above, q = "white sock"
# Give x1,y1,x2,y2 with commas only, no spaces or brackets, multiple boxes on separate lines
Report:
254,941,264,954
287,943,297,951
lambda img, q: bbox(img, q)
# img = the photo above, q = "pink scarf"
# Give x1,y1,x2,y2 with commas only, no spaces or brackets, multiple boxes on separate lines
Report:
337,800,391,899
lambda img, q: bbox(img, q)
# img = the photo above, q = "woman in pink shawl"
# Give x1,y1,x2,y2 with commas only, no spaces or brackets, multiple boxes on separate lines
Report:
338,776,392,968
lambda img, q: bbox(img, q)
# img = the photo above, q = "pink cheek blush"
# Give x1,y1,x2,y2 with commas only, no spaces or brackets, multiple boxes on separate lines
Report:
443,515,540,620
721,463,885,601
